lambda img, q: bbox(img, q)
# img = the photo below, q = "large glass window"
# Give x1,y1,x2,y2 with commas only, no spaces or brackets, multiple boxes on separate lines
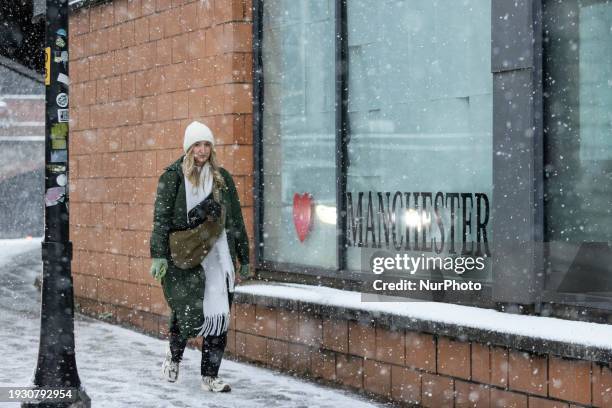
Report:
344,0,493,283
261,1,337,268
543,0,612,299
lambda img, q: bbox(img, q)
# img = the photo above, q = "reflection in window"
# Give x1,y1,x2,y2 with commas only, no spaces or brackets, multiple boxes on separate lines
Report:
261,1,337,268
544,0,612,296
344,0,493,282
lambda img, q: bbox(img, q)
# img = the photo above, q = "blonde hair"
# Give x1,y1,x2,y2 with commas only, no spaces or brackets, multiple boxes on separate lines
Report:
182,146,225,190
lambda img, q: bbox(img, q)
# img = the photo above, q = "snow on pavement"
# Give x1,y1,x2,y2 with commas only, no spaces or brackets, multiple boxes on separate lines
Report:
0,239,385,408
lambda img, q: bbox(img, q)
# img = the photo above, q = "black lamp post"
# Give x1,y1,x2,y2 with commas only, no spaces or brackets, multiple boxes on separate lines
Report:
24,0,90,406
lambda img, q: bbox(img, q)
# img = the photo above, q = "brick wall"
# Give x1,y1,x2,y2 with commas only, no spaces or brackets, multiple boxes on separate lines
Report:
67,2,612,407
68,0,254,325
227,302,612,408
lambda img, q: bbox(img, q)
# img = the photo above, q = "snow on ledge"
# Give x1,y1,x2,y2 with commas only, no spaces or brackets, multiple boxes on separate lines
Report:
235,282,612,351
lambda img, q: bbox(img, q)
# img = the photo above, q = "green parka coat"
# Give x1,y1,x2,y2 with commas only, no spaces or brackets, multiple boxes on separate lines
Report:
150,157,249,339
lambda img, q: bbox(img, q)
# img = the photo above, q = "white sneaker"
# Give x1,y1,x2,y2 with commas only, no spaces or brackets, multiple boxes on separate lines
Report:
201,376,231,392
161,348,179,382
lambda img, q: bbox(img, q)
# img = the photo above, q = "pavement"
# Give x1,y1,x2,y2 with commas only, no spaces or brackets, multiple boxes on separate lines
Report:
0,239,387,408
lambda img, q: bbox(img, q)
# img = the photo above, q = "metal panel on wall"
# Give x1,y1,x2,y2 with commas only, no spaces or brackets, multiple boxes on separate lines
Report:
491,0,544,305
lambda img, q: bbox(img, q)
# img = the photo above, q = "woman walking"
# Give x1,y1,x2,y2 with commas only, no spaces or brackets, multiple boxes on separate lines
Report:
149,121,251,392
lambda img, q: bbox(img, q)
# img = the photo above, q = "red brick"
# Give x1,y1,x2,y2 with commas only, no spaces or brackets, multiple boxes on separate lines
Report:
196,0,213,28
455,380,490,408
405,331,436,372
231,52,252,83
213,0,247,24
178,2,198,32
491,346,509,388
188,88,207,117
235,331,246,356
163,7,182,37
297,312,322,347
186,30,206,60
95,28,112,55
391,366,421,405
72,58,90,84
528,396,569,408
311,350,336,381
336,354,363,389
114,0,129,24
422,373,454,408
90,3,114,31
156,0,172,12
127,0,141,20
235,303,257,333
204,84,224,115
471,342,490,383
226,22,252,53
322,318,348,353
242,333,266,363
266,339,289,369
204,24,224,56
142,0,155,15
171,33,189,63
72,8,90,35
277,308,299,342
224,83,252,114
148,13,164,40
225,329,236,355
375,326,404,364
364,359,391,397
490,388,527,408
348,321,376,359
122,21,136,49
509,350,547,396
288,343,311,375
97,277,126,304
254,305,276,338
141,312,160,336
150,284,168,315
109,76,123,102
73,273,98,299
172,90,189,119
549,357,591,406
156,93,173,121
134,17,149,44
592,362,612,407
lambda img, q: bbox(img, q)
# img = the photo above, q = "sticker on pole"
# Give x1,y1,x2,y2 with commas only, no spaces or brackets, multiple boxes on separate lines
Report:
56,93,68,108
45,187,66,207
45,48,50,85
57,109,69,123
50,150,67,163
56,174,67,187
57,73,70,85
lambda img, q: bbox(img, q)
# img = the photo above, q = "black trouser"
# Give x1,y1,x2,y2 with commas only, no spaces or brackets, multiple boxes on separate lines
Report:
169,281,234,377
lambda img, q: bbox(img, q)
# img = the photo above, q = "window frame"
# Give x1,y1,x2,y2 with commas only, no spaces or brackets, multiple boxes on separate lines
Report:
253,0,612,316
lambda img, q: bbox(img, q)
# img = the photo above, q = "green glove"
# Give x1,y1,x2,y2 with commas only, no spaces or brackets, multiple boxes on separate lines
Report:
239,264,252,279
150,258,168,282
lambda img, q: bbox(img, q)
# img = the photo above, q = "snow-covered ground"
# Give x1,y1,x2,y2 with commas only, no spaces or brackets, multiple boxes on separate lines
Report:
0,239,385,408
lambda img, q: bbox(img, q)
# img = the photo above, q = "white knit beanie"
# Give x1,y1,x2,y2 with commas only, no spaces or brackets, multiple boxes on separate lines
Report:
183,121,215,153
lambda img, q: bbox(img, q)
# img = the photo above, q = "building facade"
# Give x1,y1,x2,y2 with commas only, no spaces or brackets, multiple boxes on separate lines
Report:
68,0,612,406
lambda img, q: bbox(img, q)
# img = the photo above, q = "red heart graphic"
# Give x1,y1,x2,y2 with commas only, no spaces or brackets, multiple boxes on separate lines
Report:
293,193,313,243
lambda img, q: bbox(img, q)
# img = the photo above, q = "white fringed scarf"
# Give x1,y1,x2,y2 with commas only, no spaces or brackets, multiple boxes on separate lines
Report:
184,161,235,337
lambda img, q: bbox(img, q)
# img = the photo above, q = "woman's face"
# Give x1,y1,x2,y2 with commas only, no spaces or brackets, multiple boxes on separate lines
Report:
191,141,212,166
